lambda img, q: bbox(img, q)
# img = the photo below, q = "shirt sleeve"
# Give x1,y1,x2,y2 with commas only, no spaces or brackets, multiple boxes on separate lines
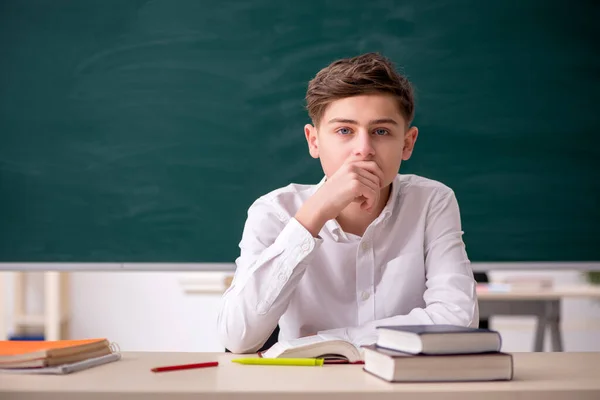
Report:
217,197,323,353
317,189,478,347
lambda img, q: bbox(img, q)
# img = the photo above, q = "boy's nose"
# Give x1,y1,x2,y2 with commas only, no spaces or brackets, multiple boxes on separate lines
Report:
353,132,375,159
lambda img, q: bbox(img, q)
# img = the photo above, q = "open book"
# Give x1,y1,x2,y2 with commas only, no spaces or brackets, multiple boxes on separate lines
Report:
260,334,363,363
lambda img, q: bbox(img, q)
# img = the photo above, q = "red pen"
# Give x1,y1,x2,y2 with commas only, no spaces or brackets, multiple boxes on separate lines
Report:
151,361,219,373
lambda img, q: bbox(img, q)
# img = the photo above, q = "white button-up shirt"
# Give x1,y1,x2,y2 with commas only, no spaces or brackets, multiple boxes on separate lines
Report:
218,174,478,353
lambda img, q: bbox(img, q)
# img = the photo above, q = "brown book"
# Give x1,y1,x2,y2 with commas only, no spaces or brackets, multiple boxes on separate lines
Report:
362,345,513,382
0,339,111,368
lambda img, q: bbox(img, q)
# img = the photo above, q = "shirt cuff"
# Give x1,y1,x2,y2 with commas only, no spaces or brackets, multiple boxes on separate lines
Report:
273,217,323,262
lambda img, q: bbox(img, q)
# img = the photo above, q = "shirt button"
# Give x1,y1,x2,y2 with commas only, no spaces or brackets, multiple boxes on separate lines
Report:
301,242,310,251
361,242,371,251
278,273,287,282
361,291,370,301
257,300,268,311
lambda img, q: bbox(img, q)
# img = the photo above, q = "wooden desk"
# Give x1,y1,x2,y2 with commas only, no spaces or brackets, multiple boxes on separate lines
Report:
477,284,600,352
1,352,600,400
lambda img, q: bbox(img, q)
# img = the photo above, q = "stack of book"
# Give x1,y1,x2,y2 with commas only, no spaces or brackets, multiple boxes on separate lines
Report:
363,325,513,382
0,338,120,374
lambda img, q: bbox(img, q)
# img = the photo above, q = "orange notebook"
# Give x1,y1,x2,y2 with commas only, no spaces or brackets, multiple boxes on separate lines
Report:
0,339,110,368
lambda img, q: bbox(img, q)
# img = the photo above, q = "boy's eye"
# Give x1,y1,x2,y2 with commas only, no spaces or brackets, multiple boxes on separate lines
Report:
336,127,352,135
374,128,389,136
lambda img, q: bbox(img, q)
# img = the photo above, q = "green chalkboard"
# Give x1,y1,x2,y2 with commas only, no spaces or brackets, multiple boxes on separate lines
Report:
1,0,598,262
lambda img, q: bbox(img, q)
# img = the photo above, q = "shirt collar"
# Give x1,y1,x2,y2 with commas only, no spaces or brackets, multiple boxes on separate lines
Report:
379,175,399,221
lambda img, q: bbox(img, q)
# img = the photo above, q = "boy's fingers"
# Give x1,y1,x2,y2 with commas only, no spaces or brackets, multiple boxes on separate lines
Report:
355,168,379,189
352,161,385,187
362,185,378,212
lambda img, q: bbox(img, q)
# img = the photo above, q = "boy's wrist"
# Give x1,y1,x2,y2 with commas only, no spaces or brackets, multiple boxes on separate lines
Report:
295,200,329,237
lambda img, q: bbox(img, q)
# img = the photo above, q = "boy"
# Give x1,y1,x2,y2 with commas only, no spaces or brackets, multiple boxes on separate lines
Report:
218,53,478,354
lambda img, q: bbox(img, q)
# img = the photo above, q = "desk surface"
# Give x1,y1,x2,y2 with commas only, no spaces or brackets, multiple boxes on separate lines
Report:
477,284,600,300
1,352,600,400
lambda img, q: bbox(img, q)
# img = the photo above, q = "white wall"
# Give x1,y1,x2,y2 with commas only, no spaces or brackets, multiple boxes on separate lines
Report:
3,269,600,352
70,272,224,352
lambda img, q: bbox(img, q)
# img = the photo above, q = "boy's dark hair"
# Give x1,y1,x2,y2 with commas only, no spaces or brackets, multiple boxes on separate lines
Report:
306,53,414,127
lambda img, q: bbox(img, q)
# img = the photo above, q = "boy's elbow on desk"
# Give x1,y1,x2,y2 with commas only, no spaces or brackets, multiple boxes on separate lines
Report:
217,303,270,354
218,326,268,354
217,319,255,354
219,337,257,354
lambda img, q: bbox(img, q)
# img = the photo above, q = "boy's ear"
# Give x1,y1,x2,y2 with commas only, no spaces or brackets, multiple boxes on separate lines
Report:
304,124,319,159
402,126,419,161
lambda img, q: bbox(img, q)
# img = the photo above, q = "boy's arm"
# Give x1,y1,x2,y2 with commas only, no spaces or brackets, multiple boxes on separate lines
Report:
318,190,478,346
217,198,323,354
218,158,385,353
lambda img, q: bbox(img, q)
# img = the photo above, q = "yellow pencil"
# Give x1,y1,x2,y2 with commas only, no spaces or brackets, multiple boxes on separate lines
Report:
231,358,324,366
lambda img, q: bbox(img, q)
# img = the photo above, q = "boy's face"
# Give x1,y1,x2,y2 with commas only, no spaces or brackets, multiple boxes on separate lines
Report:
304,94,418,188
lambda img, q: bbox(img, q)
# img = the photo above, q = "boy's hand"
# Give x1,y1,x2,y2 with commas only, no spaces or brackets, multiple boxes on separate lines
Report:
318,156,385,216
295,155,385,237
